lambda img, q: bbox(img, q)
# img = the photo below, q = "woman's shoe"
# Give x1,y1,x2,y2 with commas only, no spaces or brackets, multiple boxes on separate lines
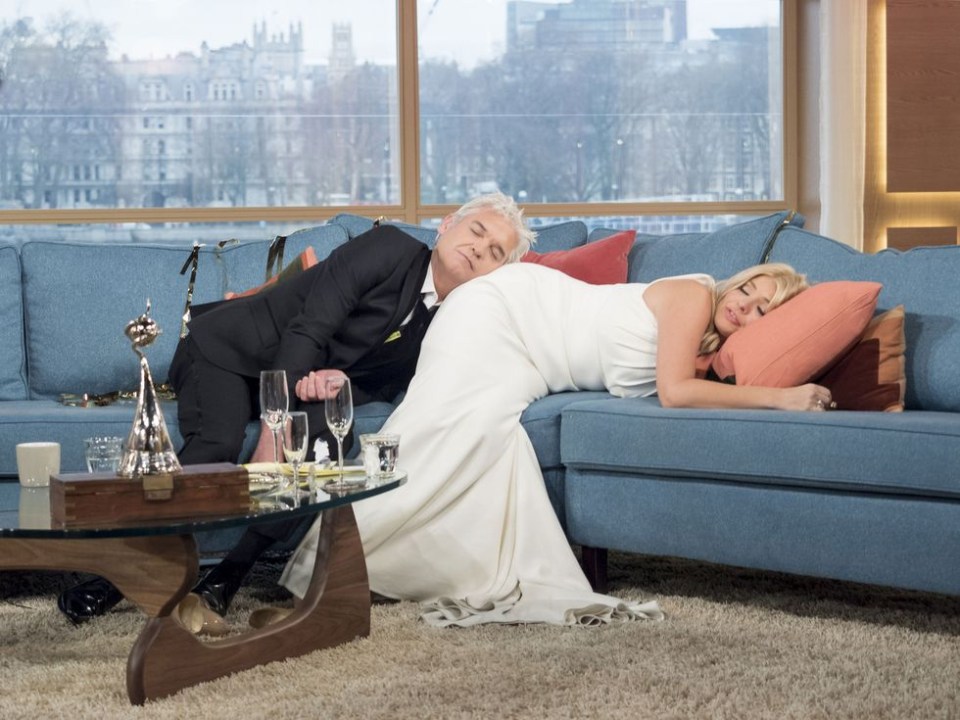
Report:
174,593,231,637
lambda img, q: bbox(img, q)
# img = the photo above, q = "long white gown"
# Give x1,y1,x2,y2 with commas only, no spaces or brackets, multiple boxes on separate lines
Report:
283,264,712,626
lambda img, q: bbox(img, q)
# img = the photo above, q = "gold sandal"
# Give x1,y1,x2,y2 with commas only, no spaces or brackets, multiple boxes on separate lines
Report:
248,606,294,629
174,593,232,637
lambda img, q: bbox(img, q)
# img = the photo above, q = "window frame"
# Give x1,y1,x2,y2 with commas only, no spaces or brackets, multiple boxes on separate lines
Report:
0,0,798,227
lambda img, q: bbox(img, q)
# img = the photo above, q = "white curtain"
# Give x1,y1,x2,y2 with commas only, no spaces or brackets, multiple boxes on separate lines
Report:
819,0,868,249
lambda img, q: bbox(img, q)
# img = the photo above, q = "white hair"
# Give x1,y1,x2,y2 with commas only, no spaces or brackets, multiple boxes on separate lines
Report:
450,192,536,262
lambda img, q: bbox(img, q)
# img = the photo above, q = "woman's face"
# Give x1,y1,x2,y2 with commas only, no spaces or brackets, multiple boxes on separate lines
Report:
714,274,778,338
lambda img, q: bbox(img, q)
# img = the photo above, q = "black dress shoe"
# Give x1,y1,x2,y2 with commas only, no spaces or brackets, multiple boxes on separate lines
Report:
57,577,123,625
192,560,248,617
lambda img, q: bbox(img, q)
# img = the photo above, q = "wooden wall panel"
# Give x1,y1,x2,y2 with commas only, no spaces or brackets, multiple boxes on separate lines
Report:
886,0,960,192
886,225,957,250
865,1,960,252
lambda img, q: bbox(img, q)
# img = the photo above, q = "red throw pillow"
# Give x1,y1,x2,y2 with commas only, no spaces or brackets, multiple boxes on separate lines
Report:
228,247,319,299
521,230,635,284
711,280,882,387
817,305,907,411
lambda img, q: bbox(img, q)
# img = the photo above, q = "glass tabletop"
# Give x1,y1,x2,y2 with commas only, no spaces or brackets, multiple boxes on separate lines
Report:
0,472,405,540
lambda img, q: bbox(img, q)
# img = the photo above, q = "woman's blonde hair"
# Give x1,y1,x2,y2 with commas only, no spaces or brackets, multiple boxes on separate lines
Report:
699,262,809,355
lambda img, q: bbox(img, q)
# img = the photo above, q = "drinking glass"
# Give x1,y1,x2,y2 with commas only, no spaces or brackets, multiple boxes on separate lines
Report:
324,375,354,491
259,369,289,483
282,411,309,501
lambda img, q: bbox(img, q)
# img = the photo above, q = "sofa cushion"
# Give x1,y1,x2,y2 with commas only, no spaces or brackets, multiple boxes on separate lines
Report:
285,223,355,261
218,224,349,299
521,230,635,284
767,227,960,411
20,241,225,399
560,397,960,499
329,214,437,246
228,247,319,299
521,391,612,470
711,281,881,387
0,400,181,474
601,211,800,284
0,244,27,400
329,214,589,254
526,221,589,252
817,306,907,412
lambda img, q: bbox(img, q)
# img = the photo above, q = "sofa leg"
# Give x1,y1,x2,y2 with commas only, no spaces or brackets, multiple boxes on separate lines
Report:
580,546,608,594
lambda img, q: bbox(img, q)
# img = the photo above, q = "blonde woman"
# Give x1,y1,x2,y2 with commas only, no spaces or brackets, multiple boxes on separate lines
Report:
283,261,827,627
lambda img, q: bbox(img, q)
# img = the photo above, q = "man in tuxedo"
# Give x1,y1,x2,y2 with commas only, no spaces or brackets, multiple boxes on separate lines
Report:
57,192,534,625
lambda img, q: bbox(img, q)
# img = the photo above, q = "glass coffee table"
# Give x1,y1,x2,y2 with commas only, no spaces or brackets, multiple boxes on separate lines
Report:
0,471,404,704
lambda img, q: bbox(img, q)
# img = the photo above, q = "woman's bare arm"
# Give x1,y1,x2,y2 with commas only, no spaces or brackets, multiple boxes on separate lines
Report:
643,279,832,411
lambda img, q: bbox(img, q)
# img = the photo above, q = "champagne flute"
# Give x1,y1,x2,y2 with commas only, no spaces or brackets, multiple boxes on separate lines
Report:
282,411,309,501
324,375,354,491
259,369,289,485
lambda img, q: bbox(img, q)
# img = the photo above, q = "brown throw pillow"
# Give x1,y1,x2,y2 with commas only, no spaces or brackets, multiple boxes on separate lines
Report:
816,305,907,412
227,247,319,299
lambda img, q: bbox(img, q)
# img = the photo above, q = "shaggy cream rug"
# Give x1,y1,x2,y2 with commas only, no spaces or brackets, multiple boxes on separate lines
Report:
2,552,958,719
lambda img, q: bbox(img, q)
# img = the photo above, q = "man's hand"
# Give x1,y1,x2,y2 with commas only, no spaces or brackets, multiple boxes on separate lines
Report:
295,369,349,402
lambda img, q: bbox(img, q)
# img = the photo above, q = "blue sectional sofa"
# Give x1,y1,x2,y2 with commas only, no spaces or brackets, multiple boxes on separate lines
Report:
0,214,590,477
562,220,960,596
3,211,959,601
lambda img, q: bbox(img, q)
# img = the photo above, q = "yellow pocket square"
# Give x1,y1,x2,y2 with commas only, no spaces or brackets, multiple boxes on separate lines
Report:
384,330,402,343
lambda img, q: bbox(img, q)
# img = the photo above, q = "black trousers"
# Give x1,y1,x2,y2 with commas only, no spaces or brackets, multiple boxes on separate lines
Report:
170,335,352,465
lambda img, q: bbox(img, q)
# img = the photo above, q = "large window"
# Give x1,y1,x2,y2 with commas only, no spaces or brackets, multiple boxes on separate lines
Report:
418,0,784,207
0,0,792,238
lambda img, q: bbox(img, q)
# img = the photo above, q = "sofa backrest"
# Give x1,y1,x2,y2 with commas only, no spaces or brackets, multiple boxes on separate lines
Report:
591,212,800,283
329,214,438,246
329,213,589,254
19,225,355,399
0,243,27,400
768,226,960,412
20,241,227,399
217,224,350,296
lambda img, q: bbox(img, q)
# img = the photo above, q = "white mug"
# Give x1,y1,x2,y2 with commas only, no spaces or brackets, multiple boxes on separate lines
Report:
16,442,61,487
19,487,51,529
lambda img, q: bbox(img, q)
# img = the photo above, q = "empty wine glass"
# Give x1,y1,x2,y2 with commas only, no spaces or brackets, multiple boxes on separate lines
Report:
259,369,289,484
283,411,309,501
324,375,354,491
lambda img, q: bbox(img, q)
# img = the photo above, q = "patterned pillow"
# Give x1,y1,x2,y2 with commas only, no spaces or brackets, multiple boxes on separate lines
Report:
816,306,907,412
521,230,635,284
227,247,318,299
711,281,882,387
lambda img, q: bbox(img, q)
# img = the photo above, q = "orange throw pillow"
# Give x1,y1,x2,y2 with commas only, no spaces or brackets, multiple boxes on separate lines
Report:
711,280,882,387
521,230,635,284
228,247,319,299
816,305,906,412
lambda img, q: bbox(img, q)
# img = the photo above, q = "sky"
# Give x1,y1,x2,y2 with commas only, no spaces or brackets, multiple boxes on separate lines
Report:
3,0,781,68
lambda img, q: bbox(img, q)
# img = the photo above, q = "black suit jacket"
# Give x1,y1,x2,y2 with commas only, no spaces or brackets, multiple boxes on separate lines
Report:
186,225,432,402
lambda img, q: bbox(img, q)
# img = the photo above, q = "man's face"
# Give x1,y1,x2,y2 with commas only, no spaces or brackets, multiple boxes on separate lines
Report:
431,208,520,299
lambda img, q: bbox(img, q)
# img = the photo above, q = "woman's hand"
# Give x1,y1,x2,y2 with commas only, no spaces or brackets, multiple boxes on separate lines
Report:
780,383,836,412
295,369,348,402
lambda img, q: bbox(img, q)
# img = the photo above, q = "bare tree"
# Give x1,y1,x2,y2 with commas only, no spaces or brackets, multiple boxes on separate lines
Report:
0,14,123,209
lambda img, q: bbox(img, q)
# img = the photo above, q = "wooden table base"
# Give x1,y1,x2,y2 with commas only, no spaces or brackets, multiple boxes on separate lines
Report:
1,505,370,704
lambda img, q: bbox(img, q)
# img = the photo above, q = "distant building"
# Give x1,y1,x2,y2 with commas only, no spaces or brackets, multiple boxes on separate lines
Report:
507,0,687,52
111,22,314,210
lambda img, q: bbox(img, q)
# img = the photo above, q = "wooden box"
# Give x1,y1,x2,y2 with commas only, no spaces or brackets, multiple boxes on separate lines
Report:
50,463,250,528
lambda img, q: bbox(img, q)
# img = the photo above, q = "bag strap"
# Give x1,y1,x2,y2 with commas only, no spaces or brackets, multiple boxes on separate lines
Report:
265,234,288,281
178,242,203,338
